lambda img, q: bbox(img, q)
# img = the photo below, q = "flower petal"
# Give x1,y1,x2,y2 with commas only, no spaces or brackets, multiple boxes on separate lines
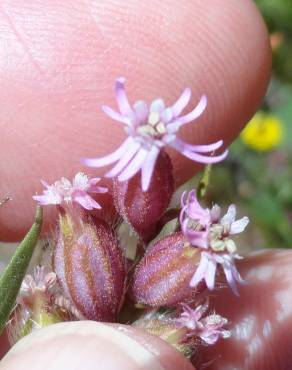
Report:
190,252,209,288
221,204,236,226
183,225,209,249
160,108,173,123
230,216,249,234
205,256,217,290
210,204,221,222
83,137,133,168
72,172,89,190
115,77,133,115
32,193,61,205
170,88,192,117
150,99,165,113
133,100,149,124
105,141,141,178
177,95,207,124
118,147,149,182
102,105,132,125
73,191,101,210
168,95,207,131
170,139,228,164
141,145,160,191
176,139,224,154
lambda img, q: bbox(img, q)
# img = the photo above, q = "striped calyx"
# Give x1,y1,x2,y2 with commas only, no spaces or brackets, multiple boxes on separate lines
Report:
54,212,126,322
131,232,202,307
113,150,174,242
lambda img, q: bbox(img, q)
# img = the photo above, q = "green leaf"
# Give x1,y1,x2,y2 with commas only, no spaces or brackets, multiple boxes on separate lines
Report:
0,205,43,334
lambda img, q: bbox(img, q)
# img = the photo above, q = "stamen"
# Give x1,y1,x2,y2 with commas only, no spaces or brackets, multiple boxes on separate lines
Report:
156,122,167,135
148,112,160,126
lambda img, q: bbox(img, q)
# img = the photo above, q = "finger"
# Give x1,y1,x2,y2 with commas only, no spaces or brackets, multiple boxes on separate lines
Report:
0,321,195,370
0,331,9,360
0,0,271,240
195,249,292,370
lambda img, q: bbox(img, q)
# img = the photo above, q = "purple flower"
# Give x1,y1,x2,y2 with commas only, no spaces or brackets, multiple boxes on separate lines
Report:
33,172,108,210
83,78,227,191
180,190,249,295
175,303,230,345
190,251,245,295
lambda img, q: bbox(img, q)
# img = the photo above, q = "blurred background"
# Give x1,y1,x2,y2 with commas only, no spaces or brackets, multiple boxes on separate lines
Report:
207,0,292,250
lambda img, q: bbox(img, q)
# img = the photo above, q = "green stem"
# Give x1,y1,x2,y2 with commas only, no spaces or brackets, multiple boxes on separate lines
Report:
197,163,212,200
0,205,43,334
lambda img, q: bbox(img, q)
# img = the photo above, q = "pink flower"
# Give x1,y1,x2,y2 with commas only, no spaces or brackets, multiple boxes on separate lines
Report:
190,251,245,295
180,190,249,295
33,172,107,210
18,266,57,309
175,303,230,345
83,78,227,191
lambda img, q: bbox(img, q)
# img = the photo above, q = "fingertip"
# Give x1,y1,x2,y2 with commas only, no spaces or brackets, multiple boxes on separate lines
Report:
0,322,195,370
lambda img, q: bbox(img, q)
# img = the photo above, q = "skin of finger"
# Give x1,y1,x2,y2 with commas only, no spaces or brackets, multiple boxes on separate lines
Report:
0,331,9,360
0,0,271,240
0,321,195,370
193,249,292,370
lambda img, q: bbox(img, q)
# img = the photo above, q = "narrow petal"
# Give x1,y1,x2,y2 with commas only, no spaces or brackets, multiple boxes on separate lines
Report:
83,137,133,168
174,138,224,154
190,252,209,288
141,146,160,191
88,185,108,194
87,177,108,193
40,180,50,189
200,331,219,345
170,88,192,117
150,99,165,113
176,95,207,125
230,216,249,234
133,100,149,124
222,260,239,296
115,77,133,115
170,140,228,164
105,141,141,178
102,105,132,125
160,108,173,123
118,147,149,182
221,204,236,225
205,257,217,290
230,261,245,285
73,191,101,210
210,204,221,222
184,226,209,249
32,193,61,205
73,172,89,190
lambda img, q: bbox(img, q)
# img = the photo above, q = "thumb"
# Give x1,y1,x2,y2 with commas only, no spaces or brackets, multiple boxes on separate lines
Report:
0,321,195,370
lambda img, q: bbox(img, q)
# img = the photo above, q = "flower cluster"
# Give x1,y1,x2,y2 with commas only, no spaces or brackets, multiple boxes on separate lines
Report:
83,78,227,191
17,266,57,310
33,172,107,210
180,190,249,295
16,80,251,365
175,303,230,345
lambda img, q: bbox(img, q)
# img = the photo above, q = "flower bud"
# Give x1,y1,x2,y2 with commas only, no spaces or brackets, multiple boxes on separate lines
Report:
7,266,66,345
113,150,174,242
131,232,201,307
54,212,126,322
133,303,230,359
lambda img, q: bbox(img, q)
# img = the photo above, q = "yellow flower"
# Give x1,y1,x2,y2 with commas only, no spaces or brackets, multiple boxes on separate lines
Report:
241,112,283,152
